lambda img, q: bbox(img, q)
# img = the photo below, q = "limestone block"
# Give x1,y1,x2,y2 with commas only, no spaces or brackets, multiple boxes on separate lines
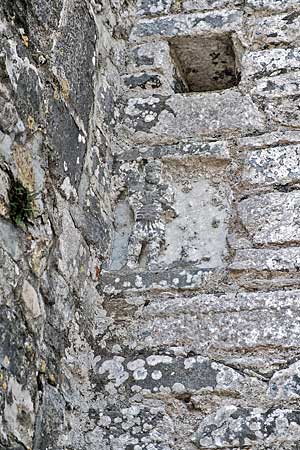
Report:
242,47,300,80
130,9,242,41
0,247,20,303
246,12,300,48
51,1,96,132
194,406,300,448
4,377,35,449
57,207,89,286
246,0,300,11
127,41,173,73
243,71,300,136
182,0,243,13
114,140,231,161
126,42,187,93
238,191,300,245
136,0,243,16
242,144,300,186
123,72,164,91
0,168,10,218
159,172,230,268
115,290,300,360
108,158,230,272
99,266,221,294
231,247,300,272
21,280,41,319
121,91,265,144
0,219,23,261
95,354,264,398
238,131,300,150
268,361,300,400
136,0,173,16
251,72,300,99
265,96,300,128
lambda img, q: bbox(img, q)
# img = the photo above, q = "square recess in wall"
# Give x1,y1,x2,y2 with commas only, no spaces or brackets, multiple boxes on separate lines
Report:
170,33,240,93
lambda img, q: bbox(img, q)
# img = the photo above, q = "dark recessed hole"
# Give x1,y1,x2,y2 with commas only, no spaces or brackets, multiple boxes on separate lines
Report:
170,33,240,93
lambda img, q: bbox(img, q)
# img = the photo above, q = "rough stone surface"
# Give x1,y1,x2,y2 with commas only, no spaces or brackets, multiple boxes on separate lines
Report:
2,0,300,449
121,91,265,144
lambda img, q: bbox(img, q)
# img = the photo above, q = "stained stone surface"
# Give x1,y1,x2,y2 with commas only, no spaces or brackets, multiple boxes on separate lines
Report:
2,0,300,449
121,90,265,144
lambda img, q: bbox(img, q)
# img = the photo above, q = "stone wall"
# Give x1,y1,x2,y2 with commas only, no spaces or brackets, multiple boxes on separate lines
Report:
0,0,132,448
1,0,300,449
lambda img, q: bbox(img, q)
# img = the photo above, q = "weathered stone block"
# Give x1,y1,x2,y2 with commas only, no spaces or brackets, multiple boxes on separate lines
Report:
127,41,172,72
242,48,300,80
108,158,230,272
0,219,23,261
126,41,187,93
246,0,300,11
123,72,164,91
194,406,300,448
242,144,300,186
136,0,173,16
94,353,264,397
265,96,300,128
3,377,35,449
99,266,222,294
114,140,231,161
51,0,96,132
121,91,265,144
113,290,300,361
252,72,300,98
246,12,300,48
21,280,41,320
136,0,243,16
268,361,300,400
238,191,300,245
238,131,300,150
231,247,300,272
182,0,243,13
130,9,242,41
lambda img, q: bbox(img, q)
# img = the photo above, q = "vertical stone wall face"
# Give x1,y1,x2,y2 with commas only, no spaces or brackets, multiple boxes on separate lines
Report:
1,0,300,449
0,0,132,448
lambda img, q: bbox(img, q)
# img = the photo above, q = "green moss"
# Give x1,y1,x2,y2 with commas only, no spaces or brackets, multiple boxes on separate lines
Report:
8,178,37,226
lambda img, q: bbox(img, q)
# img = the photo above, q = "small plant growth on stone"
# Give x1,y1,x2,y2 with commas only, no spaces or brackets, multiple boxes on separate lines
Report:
8,178,37,226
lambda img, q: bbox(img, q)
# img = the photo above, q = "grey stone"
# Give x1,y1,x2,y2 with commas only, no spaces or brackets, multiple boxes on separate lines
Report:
94,353,264,397
0,219,23,261
238,131,300,150
238,191,300,245
252,72,300,99
130,9,242,41
99,265,221,294
2,0,300,449
242,144,300,187
231,247,300,272
246,0,300,12
114,140,231,161
136,0,173,16
109,290,300,362
242,47,300,80
194,406,300,448
21,279,42,319
183,0,243,13
246,12,300,48
121,90,265,144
